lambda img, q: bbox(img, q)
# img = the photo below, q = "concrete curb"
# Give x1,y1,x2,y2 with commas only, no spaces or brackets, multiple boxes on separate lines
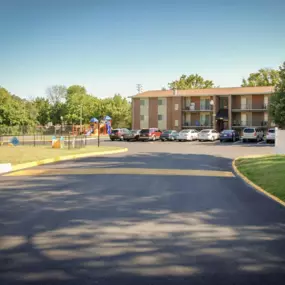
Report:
0,163,12,174
4,148,128,173
232,154,285,207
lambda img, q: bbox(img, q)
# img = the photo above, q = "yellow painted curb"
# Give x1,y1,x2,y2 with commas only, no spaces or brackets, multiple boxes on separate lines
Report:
232,155,285,207
10,148,128,172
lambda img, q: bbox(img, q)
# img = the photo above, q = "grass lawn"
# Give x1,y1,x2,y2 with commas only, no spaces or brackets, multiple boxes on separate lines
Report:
235,155,285,202
0,145,122,164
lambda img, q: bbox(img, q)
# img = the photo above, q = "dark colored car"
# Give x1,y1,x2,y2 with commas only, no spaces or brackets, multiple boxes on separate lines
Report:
109,128,131,141
124,130,141,141
160,130,179,141
139,128,162,141
220,130,240,142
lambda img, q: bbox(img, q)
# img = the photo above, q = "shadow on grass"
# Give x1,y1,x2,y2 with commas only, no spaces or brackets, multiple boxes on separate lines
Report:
0,152,285,285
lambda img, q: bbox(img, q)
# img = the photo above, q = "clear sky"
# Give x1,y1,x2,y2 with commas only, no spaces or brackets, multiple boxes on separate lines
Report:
0,0,284,99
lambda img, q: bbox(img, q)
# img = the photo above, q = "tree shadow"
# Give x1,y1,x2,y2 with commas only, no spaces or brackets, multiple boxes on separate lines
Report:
0,152,285,285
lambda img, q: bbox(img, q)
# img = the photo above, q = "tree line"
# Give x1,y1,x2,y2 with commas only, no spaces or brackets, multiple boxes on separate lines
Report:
0,85,132,134
1,61,284,134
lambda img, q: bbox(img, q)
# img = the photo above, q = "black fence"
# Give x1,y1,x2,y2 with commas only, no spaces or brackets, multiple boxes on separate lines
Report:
0,134,89,149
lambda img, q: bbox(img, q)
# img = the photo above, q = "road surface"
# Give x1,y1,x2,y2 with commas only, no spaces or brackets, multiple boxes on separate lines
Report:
0,142,284,285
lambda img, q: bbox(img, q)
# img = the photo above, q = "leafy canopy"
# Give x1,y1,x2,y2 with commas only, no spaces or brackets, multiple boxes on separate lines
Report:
168,74,215,90
242,68,280,87
269,62,285,129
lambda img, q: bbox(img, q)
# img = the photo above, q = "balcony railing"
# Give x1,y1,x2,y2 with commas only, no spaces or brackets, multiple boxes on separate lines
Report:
232,103,268,110
232,121,268,127
183,121,212,127
183,105,213,111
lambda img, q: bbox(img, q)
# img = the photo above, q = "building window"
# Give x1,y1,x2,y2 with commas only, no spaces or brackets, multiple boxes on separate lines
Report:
140,100,145,106
158,99,164,106
175,120,179,127
140,115,144,121
174,104,179,111
158,114,163,121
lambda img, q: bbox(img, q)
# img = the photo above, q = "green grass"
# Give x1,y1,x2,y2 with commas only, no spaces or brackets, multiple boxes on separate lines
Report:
235,155,285,202
0,145,122,164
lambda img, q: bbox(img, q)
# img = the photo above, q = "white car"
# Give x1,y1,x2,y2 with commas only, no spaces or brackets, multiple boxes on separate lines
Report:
177,129,199,141
242,127,264,142
198,129,220,142
266,128,275,143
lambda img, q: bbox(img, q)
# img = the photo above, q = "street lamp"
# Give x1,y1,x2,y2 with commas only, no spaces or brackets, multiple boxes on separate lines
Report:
210,100,215,128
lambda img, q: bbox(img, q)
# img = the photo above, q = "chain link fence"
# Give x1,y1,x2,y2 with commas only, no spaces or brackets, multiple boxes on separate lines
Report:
0,125,93,148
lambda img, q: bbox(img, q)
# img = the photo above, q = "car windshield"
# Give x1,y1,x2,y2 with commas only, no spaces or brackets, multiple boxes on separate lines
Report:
180,130,190,133
201,130,210,133
163,130,172,134
140,129,149,133
268,129,275,133
244,129,254,133
222,130,233,134
112,129,119,133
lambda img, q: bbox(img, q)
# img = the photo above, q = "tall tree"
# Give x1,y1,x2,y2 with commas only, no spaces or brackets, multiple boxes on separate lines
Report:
168,74,215,90
46,85,67,105
241,68,280,87
34,97,51,125
269,62,285,129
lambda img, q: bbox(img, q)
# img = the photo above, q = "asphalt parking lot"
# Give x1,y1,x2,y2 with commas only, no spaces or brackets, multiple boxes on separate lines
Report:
102,138,275,159
1,135,283,285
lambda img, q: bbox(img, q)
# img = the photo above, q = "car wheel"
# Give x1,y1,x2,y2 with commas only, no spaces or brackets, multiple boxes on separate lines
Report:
220,140,223,143
111,139,115,141
178,140,181,142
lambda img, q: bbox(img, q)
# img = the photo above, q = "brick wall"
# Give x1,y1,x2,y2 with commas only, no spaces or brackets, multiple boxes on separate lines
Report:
252,95,264,109
191,97,200,110
167,97,173,129
133,98,140,129
232,95,241,109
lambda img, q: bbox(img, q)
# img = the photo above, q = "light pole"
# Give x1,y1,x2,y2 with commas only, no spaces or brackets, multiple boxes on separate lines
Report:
60,116,63,135
210,100,215,128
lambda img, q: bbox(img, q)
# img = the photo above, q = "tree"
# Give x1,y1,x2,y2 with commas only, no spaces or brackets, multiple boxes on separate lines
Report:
168,74,215,90
65,85,100,124
269,62,285,129
46,85,67,105
34,97,51,125
241,68,280,87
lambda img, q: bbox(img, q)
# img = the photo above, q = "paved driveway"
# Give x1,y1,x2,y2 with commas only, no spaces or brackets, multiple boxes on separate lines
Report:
0,142,284,285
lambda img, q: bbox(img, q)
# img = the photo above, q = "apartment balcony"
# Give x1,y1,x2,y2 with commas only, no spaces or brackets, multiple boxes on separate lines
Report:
182,121,213,128
232,103,268,112
232,120,269,128
183,105,213,112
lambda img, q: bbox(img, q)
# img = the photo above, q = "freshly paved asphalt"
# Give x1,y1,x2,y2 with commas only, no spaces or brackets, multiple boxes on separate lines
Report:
0,141,284,285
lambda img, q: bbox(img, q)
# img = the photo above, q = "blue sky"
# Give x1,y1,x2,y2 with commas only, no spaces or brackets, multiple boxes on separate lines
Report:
0,0,284,99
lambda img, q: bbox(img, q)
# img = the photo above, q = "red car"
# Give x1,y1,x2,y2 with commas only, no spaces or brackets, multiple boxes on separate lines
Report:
139,128,162,141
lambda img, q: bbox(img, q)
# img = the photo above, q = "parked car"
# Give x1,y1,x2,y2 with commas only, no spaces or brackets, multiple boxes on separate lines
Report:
198,129,220,142
139,128,162,141
160,130,179,141
123,129,141,141
220,130,240,142
266,128,275,143
242,127,264,142
109,128,130,141
177,129,199,141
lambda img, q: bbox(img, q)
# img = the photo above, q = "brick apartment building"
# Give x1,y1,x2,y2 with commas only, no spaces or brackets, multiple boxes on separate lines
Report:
131,86,275,132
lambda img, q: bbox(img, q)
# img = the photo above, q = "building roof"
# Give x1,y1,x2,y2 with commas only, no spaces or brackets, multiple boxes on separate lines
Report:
132,86,274,98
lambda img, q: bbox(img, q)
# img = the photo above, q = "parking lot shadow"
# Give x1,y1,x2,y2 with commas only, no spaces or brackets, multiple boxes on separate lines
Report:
0,152,285,285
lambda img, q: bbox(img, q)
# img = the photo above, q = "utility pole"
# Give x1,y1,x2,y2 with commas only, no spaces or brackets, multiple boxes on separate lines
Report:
80,104,83,134
136,84,142,94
